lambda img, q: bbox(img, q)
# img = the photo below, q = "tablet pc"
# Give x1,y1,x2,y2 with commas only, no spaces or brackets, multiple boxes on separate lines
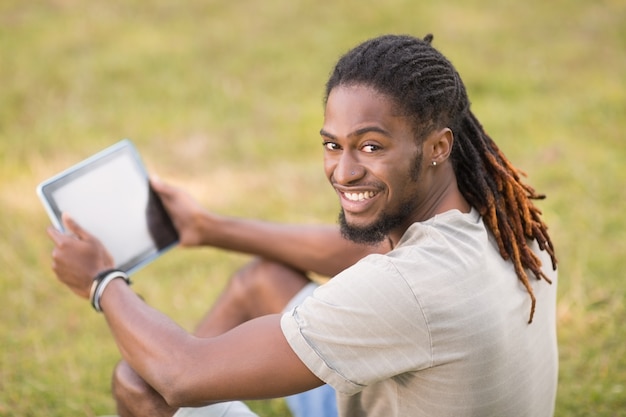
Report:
37,139,179,274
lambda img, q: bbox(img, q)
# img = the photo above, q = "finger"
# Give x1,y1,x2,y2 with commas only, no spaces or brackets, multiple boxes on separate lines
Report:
150,173,161,186
61,213,92,241
46,226,66,245
149,174,164,190
150,176,179,205
150,175,171,196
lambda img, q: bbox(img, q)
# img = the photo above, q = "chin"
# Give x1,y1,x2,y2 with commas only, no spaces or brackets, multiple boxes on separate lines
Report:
338,212,388,245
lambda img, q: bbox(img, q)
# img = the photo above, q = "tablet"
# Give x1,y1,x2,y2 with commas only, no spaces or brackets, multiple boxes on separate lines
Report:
37,139,179,274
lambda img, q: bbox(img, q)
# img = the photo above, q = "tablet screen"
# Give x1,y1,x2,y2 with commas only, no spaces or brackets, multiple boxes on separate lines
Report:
37,140,178,274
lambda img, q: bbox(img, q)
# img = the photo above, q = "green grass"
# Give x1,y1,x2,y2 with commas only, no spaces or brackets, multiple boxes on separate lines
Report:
1,0,624,415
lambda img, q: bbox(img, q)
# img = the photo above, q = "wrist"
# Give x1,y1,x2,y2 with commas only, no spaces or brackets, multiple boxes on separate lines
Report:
89,269,132,312
197,211,223,246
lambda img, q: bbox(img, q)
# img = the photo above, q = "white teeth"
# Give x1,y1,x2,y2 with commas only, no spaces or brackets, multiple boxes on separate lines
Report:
344,191,376,201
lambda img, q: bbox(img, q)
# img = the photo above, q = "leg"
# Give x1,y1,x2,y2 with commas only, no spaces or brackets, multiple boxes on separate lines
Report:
112,258,311,416
193,258,311,337
111,361,261,417
112,360,178,417
174,402,258,417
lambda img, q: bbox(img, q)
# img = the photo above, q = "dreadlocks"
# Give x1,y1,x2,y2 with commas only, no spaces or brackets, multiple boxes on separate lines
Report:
325,34,557,323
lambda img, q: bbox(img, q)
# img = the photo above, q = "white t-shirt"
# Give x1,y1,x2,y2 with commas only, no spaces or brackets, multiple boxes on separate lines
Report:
281,208,558,417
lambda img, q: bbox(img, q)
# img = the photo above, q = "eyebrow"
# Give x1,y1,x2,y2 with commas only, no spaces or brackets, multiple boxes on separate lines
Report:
319,126,391,139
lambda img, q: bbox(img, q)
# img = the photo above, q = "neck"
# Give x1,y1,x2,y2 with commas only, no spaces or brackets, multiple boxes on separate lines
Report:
389,165,470,246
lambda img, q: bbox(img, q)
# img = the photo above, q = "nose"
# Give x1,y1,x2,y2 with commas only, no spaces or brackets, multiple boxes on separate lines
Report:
330,150,363,185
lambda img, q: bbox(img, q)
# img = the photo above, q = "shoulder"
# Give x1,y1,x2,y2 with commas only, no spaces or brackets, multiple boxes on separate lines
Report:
388,208,489,276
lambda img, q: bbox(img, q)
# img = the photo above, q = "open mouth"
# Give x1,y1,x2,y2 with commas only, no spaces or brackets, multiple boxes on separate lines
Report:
343,191,377,202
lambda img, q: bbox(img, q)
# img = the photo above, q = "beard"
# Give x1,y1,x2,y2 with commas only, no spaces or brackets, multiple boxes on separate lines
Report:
338,151,423,245
338,202,415,245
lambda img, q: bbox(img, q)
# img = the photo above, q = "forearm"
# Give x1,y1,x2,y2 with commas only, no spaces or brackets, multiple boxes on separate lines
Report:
153,177,387,275
101,280,190,399
100,280,321,406
198,214,388,276
47,213,324,406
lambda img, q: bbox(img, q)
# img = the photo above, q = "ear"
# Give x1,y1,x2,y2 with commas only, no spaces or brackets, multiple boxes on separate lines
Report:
426,128,454,164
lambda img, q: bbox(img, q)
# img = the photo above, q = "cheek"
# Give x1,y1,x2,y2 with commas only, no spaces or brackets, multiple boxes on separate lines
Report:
386,159,422,196
323,156,335,181
409,154,425,181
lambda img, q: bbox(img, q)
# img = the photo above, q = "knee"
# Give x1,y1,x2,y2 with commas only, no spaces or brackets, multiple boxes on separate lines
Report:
112,360,161,414
226,258,310,318
229,258,288,301
112,360,142,399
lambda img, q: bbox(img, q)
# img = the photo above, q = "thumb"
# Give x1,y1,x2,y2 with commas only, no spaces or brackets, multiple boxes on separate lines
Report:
150,175,174,199
62,213,92,241
150,174,164,192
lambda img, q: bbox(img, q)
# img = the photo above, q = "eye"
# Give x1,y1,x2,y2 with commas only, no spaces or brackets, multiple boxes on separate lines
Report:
322,141,341,151
362,143,381,153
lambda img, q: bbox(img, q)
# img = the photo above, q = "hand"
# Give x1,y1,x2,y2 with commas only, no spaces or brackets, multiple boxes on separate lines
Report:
150,176,212,247
47,213,115,299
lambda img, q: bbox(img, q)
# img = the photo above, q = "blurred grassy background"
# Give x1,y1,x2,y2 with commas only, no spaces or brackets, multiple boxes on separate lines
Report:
0,0,624,415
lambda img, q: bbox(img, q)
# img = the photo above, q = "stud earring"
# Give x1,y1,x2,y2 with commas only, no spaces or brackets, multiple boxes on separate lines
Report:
431,161,437,167
351,171,356,175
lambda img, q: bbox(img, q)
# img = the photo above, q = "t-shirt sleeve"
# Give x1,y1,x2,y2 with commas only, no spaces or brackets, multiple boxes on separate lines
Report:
280,254,433,396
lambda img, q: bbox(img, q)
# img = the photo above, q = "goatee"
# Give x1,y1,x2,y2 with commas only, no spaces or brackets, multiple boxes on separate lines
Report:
338,206,408,245
338,148,423,245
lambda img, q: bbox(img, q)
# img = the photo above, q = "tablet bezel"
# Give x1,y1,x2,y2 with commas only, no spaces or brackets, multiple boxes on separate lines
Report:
37,139,179,274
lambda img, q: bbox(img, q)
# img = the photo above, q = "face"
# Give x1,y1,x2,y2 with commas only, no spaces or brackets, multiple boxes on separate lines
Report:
321,84,431,244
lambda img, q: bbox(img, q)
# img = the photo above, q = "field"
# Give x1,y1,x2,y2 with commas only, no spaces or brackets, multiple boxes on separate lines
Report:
1,0,624,415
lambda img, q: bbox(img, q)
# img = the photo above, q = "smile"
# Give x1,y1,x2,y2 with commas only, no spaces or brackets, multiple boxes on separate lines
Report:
343,191,377,202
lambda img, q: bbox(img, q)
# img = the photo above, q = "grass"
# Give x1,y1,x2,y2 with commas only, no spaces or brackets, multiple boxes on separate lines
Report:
1,0,624,415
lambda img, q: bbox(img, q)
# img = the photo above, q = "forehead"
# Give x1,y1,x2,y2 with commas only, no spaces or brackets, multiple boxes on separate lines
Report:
325,85,391,121
323,85,413,138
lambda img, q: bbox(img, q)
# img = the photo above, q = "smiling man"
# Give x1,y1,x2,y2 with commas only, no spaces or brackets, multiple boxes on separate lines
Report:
47,34,559,417
321,85,470,245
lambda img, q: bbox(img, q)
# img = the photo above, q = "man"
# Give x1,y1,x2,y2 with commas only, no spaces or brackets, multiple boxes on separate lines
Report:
110,186,387,416
47,34,558,417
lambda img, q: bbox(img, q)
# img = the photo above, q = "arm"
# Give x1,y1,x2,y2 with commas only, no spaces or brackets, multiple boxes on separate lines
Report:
196,217,379,277
102,281,321,406
47,217,322,406
152,177,388,277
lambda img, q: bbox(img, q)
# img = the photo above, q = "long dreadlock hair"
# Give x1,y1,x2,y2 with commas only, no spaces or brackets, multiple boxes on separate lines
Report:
325,34,557,323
